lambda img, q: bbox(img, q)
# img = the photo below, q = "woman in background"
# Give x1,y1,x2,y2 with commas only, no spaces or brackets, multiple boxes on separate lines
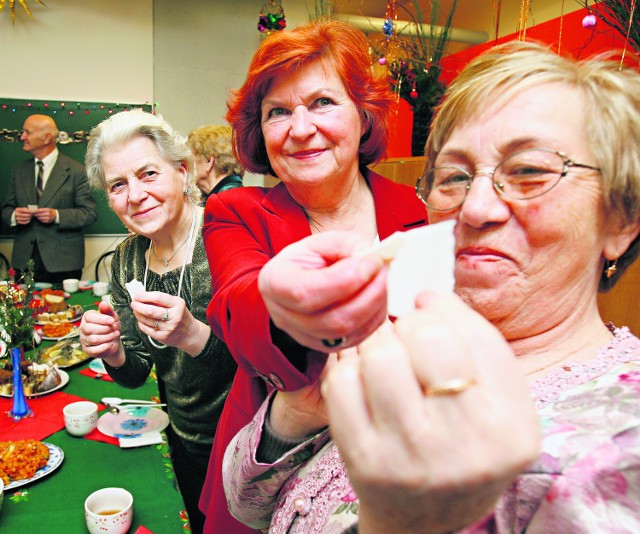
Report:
200,19,427,533
187,124,244,201
79,110,237,534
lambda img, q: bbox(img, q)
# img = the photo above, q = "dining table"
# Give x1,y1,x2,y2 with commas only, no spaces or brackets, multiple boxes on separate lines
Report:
0,285,188,533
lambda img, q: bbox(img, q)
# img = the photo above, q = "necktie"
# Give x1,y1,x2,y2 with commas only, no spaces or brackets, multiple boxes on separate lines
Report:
36,160,44,199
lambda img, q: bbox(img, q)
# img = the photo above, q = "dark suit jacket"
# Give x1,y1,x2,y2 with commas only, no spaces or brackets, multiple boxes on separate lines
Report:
199,170,428,532
1,152,97,272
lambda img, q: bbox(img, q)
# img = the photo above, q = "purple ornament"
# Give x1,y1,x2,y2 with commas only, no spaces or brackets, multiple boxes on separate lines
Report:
582,14,597,29
379,57,387,65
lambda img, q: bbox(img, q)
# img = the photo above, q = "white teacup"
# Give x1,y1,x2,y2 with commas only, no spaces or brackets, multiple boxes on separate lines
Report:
63,401,98,437
62,278,80,293
84,487,133,534
93,282,110,297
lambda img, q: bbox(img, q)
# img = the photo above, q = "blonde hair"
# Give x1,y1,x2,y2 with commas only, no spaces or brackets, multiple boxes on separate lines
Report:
425,41,640,290
187,124,245,177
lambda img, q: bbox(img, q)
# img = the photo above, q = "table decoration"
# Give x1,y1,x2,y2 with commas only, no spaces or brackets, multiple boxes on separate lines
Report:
0,262,38,421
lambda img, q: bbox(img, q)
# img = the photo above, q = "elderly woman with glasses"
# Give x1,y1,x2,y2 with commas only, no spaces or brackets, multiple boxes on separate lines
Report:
222,42,640,533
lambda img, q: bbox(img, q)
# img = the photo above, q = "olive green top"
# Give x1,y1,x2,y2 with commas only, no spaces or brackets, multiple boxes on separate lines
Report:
106,214,236,456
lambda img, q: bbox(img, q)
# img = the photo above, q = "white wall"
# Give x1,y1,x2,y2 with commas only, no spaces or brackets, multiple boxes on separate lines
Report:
0,0,154,279
152,0,314,188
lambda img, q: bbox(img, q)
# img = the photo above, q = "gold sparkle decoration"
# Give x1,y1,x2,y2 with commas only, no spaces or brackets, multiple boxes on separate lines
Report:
0,0,47,25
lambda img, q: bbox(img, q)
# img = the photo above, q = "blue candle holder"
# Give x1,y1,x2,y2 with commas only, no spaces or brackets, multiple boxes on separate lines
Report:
9,346,33,421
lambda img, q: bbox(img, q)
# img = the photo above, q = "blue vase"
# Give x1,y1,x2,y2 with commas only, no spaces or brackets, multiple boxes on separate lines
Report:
9,346,32,421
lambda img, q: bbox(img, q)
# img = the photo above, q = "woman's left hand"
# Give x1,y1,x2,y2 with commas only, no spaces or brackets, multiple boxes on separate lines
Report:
130,291,209,355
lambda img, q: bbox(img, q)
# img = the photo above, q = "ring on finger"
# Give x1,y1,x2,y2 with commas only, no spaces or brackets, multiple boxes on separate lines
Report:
153,320,160,330
422,378,476,397
162,308,169,321
322,337,347,349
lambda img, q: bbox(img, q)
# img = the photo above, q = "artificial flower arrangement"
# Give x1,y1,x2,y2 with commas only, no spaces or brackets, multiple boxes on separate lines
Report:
0,261,39,356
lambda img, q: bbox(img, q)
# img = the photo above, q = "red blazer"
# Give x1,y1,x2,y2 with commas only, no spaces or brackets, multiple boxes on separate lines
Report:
199,171,428,533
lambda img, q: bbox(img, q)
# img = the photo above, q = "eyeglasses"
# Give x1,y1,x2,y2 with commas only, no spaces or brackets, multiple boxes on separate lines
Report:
416,148,600,212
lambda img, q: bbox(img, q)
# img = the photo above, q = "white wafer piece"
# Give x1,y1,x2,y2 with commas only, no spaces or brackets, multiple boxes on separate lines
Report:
125,279,145,300
360,220,455,317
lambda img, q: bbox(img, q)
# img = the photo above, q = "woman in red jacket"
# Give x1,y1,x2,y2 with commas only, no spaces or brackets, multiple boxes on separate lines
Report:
200,20,427,532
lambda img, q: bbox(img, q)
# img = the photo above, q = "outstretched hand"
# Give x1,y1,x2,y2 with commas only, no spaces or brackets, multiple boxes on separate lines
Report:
323,292,541,534
259,231,388,353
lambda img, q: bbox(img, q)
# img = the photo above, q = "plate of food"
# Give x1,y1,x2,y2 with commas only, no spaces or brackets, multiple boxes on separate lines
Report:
0,363,69,398
34,339,88,368
36,323,79,341
34,304,83,325
97,407,170,438
1,441,64,490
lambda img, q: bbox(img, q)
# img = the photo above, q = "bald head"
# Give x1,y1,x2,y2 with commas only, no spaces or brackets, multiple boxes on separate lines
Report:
21,114,59,159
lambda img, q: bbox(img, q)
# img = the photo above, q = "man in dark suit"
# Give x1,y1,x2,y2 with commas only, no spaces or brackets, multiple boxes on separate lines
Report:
1,114,97,283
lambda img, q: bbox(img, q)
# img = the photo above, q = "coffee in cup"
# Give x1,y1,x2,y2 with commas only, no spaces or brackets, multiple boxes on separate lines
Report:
84,487,133,534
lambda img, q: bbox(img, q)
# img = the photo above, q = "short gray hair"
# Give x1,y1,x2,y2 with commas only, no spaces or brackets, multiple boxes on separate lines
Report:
85,109,200,204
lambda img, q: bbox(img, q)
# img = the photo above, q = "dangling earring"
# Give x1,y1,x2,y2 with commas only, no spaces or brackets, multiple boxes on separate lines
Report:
184,187,190,196
605,259,618,279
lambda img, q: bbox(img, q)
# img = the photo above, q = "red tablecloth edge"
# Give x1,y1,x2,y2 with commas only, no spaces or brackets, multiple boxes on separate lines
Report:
78,367,115,382
0,391,108,442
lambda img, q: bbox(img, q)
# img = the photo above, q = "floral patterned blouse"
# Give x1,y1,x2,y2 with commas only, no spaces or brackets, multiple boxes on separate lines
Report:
223,327,640,533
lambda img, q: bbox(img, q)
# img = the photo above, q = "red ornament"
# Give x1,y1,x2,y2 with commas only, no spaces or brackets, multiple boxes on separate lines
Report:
582,14,597,29
409,90,418,99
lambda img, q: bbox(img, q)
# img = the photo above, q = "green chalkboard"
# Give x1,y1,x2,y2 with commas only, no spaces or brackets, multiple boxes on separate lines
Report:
0,98,152,236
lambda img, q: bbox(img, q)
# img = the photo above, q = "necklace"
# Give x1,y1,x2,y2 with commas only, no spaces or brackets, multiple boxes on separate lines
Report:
523,331,611,377
150,233,190,272
143,206,199,349
524,354,571,377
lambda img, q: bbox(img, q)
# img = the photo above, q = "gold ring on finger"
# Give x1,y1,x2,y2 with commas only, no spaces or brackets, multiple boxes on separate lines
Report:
423,378,476,397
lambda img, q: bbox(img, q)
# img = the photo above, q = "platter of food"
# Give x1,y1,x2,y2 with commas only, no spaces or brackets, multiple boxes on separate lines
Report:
36,323,79,341
34,305,83,325
1,441,64,490
34,339,89,368
0,362,69,397
31,288,83,324
98,408,170,438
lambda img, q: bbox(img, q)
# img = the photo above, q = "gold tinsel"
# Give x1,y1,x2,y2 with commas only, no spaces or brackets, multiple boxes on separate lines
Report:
0,0,47,25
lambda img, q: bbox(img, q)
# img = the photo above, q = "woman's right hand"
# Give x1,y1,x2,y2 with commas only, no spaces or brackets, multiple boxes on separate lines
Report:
259,231,388,352
79,301,125,367
323,292,541,534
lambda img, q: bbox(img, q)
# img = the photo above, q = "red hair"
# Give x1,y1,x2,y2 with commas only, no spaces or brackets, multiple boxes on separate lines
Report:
226,19,394,175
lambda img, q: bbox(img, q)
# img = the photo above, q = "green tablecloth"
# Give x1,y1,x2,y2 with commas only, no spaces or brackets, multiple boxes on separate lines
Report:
0,289,188,533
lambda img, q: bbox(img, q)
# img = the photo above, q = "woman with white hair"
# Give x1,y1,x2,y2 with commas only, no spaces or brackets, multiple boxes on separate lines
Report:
79,110,237,534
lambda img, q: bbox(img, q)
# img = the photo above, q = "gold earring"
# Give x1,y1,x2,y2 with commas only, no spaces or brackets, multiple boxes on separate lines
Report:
606,259,618,279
